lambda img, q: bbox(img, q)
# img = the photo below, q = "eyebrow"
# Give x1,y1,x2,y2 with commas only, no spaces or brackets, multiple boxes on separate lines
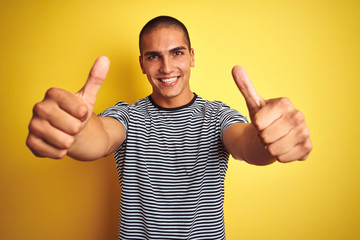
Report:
144,46,188,56
170,46,187,53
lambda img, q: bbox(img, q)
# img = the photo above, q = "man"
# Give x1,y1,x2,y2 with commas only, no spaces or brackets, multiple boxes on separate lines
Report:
26,16,312,239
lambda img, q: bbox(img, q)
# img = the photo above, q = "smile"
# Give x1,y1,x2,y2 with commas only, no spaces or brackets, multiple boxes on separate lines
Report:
159,76,179,84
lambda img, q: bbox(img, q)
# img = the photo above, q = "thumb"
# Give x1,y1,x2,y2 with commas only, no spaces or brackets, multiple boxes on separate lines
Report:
77,56,110,106
232,65,265,116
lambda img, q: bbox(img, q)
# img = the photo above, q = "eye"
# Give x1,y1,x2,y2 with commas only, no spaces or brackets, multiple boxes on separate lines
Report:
174,51,184,56
147,55,159,60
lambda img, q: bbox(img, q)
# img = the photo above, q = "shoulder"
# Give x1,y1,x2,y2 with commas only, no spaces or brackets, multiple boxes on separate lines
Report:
103,96,150,113
196,95,249,124
195,95,233,113
98,97,150,121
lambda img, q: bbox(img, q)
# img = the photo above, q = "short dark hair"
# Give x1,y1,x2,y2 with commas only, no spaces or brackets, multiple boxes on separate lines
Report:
139,16,191,55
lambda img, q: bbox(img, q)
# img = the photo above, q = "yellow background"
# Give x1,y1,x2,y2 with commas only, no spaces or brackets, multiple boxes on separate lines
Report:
1,0,359,239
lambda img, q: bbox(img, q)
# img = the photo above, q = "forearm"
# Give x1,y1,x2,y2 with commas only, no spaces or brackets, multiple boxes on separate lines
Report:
239,124,276,165
67,114,116,161
224,123,276,166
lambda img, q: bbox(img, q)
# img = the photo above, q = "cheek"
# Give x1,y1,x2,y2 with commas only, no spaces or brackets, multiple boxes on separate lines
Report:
144,65,157,77
147,77,157,88
177,61,191,73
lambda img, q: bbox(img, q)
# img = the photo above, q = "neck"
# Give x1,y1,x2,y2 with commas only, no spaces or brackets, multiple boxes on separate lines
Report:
150,90,194,109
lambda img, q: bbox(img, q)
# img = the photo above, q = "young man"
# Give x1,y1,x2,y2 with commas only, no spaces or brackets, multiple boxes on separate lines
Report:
26,16,312,239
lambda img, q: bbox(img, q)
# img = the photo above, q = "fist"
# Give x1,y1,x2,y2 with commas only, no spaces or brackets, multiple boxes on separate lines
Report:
26,56,110,159
232,65,312,162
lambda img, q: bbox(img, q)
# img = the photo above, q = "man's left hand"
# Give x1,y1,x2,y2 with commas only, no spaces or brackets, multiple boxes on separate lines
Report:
231,65,312,163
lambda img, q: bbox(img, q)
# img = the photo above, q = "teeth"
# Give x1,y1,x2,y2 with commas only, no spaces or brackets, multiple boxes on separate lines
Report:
160,77,178,83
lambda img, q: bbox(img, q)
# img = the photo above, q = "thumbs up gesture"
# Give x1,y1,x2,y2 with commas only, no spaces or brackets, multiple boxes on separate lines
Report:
232,65,312,163
26,56,110,159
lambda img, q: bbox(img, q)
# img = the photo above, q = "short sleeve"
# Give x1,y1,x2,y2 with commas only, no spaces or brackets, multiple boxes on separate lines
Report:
217,102,249,142
98,101,130,132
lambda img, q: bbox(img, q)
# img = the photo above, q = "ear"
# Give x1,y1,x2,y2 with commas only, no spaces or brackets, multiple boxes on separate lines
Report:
139,55,146,74
190,48,195,68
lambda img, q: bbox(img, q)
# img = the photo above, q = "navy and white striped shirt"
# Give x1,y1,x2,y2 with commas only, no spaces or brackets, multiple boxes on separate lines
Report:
100,94,248,239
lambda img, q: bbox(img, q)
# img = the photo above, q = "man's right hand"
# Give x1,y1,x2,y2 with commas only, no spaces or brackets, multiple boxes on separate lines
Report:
26,56,110,159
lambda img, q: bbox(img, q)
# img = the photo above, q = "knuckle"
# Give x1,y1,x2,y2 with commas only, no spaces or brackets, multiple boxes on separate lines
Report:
28,120,37,133
267,144,277,156
297,140,313,161
279,97,291,107
26,134,35,150
33,101,53,118
26,133,68,159
299,127,310,140
26,135,43,157
252,117,263,131
77,104,88,119
292,110,305,125
69,120,82,135
45,87,60,99
303,139,313,153
33,102,45,116
276,156,287,163
61,136,75,149
67,136,75,148
28,118,42,136
259,131,270,144
53,150,67,159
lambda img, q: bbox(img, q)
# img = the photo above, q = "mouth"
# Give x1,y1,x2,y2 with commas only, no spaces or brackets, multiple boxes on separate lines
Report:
158,76,180,85
158,76,179,83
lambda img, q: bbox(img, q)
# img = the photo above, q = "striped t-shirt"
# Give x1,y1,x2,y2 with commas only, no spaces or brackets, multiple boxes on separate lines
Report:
99,94,248,240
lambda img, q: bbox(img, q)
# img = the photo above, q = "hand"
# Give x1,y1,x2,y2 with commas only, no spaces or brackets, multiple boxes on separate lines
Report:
26,56,110,159
232,65,312,163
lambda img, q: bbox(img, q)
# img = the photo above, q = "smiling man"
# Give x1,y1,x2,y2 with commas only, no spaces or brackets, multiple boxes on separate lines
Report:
139,19,195,108
26,16,312,239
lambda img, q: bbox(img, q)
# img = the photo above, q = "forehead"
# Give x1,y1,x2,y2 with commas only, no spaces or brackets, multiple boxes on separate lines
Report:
141,27,189,53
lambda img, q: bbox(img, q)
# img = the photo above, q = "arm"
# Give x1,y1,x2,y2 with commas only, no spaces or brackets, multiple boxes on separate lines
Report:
222,66,312,165
67,114,125,161
26,56,125,161
223,123,276,166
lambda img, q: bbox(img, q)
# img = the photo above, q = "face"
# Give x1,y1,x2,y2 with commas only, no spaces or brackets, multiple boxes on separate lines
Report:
139,26,195,108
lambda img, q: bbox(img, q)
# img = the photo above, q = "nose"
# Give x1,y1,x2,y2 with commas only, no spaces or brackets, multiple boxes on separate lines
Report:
160,56,173,74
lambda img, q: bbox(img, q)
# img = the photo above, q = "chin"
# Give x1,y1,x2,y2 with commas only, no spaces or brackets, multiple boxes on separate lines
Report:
160,91,181,99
